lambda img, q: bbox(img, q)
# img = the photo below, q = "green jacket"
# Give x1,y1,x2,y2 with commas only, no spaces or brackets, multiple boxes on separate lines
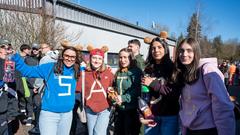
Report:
135,54,145,71
114,68,143,110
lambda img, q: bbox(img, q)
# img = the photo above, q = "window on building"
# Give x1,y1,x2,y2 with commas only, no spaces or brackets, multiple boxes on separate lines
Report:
107,52,119,68
81,51,90,63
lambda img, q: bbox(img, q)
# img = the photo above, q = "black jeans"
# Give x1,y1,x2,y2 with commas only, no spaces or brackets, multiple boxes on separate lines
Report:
114,108,141,135
70,100,88,135
186,127,218,135
18,90,33,118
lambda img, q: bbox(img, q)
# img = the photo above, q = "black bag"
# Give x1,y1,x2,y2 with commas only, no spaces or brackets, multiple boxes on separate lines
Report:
107,107,116,135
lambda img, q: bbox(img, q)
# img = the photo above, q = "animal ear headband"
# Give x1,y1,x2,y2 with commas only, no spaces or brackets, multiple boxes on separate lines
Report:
87,44,109,58
60,39,83,51
144,31,168,44
87,44,109,53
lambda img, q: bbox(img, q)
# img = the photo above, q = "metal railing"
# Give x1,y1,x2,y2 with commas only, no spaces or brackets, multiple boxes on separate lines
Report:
0,0,44,13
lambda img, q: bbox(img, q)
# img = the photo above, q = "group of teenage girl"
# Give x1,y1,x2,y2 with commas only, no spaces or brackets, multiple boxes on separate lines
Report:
11,36,235,135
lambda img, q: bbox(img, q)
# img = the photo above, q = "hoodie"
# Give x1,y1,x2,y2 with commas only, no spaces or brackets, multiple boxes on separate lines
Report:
12,53,76,113
180,58,235,135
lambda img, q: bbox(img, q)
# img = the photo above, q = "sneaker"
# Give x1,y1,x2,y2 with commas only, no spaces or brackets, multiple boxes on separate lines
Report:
20,109,26,113
26,117,32,126
20,109,27,116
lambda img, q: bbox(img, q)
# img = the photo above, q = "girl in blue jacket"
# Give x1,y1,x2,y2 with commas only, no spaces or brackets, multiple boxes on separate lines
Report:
12,46,80,135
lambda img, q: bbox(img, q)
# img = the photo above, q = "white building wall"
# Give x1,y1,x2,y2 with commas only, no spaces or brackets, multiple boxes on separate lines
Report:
58,20,150,60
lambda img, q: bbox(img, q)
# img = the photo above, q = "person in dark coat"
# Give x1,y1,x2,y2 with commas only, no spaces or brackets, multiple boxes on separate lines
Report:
0,82,18,135
0,41,19,135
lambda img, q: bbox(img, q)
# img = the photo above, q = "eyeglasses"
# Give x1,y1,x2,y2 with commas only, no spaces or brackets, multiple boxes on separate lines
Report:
63,54,76,60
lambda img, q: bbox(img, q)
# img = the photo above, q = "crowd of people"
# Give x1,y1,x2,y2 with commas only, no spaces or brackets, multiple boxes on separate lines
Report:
219,60,240,87
0,35,237,135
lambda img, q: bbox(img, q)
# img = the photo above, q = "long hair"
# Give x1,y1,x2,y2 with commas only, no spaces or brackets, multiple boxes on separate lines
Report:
145,37,170,66
54,46,80,80
144,37,173,79
117,48,137,70
172,37,201,84
114,48,138,83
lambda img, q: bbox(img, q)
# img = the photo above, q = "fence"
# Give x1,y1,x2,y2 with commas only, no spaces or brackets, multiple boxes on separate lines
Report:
0,0,44,13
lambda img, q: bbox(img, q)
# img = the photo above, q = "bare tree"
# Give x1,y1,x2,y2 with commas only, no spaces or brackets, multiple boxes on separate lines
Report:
0,8,82,50
200,36,213,57
222,39,240,61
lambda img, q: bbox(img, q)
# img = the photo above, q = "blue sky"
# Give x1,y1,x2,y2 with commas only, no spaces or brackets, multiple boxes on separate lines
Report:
70,0,240,42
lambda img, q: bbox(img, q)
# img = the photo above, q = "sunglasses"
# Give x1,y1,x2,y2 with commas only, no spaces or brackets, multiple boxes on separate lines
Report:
0,45,12,50
32,48,39,51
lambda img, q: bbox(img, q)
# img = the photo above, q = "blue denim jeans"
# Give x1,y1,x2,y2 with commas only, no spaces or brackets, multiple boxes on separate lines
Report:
144,115,179,135
0,127,8,135
86,107,110,135
39,110,73,135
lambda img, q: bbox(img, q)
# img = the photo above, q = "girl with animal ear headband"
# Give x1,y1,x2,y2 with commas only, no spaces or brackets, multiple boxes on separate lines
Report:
60,39,85,63
141,32,181,135
10,39,82,135
76,44,114,135
60,40,93,135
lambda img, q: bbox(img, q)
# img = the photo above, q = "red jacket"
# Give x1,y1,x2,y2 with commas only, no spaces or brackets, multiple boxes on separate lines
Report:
76,67,114,113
